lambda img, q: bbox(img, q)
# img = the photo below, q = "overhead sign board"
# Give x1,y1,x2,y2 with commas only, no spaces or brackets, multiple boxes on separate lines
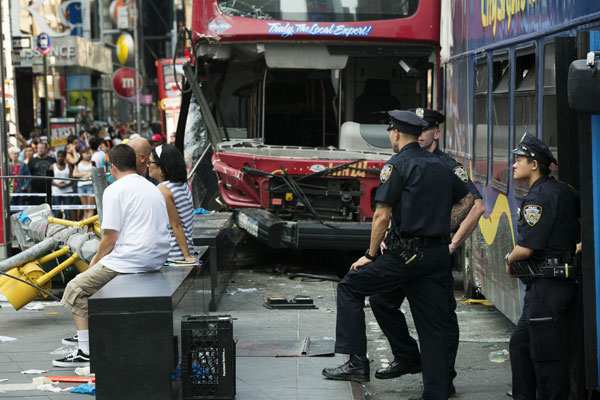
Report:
112,67,143,99
50,118,77,148
110,0,133,30
11,0,92,40
14,36,112,74
116,33,134,65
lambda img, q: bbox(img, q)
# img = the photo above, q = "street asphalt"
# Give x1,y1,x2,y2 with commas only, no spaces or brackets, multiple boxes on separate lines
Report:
0,255,515,400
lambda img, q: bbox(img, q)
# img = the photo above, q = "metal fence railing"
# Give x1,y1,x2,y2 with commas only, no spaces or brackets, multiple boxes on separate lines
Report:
1,173,100,213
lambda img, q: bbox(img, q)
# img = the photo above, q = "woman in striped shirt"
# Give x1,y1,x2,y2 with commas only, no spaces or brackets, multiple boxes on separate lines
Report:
148,144,196,262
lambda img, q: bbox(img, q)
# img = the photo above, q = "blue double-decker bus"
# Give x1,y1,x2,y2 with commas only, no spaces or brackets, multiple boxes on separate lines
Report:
442,1,600,395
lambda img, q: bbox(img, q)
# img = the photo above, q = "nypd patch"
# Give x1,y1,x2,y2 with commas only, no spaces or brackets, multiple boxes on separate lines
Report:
416,108,424,118
453,165,469,183
380,164,393,183
523,205,542,226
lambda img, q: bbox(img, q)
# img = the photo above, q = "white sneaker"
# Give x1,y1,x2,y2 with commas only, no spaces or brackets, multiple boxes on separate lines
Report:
52,348,90,368
62,333,78,346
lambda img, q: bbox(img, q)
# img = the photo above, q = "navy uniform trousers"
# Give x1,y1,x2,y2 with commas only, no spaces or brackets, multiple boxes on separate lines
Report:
369,253,459,382
335,245,450,400
509,278,576,400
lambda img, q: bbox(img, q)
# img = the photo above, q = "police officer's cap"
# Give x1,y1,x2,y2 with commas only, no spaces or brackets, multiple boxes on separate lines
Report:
386,109,429,136
511,132,558,166
408,108,445,129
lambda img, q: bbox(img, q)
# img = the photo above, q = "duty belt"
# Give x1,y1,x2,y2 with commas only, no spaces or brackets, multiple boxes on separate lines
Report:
510,256,579,285
384,230,446,265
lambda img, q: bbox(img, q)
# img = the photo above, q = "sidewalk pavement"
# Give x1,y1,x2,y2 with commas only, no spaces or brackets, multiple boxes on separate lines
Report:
0,265,361,400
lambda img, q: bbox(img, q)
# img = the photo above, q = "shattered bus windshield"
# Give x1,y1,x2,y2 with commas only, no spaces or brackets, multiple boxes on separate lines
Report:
210,47,435,147
217,0,418,21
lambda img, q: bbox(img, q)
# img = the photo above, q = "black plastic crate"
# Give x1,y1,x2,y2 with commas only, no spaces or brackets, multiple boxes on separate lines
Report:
182,315,236,400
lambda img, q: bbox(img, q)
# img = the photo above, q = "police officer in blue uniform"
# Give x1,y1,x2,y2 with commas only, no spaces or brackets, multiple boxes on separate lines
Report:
322,110,471,400
369,109,483,397
505,133,579,399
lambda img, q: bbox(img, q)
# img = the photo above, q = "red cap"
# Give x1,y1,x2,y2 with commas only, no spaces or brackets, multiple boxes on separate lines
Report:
151,134,163,142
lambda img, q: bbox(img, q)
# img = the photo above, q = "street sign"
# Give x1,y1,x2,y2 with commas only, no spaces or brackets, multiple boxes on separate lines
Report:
12,37,31,50
110,0,134,29
116,33,134,65
111,67,143,99
36,33,51,56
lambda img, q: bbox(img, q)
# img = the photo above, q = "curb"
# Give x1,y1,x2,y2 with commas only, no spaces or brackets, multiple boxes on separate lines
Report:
349,381,366,400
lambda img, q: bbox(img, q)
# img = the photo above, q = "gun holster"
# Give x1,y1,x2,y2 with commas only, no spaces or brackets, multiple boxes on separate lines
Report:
383,229,421,265
510,254,579,284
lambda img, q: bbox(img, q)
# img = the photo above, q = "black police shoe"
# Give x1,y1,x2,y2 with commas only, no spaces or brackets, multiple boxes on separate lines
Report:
408,395,423,400
374,359,421,379
322,355,370,382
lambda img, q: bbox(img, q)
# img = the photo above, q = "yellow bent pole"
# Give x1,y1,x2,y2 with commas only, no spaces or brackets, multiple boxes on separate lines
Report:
37,246,70,265
36,253,80,287
48,215,99,228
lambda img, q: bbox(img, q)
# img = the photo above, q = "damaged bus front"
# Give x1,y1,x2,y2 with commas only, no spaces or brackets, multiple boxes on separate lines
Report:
182,0,441,249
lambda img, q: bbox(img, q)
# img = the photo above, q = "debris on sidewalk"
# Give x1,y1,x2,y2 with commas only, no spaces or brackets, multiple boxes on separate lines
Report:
237,288,258,293
21,369,47,374
0,335,17,343
49,345,75,355
24,303,45,311
264,295,317,309
460,298,493,306
0,377,64,393
74,366,92,376
301,336,335,356
70,382,96,395
47,375,95,383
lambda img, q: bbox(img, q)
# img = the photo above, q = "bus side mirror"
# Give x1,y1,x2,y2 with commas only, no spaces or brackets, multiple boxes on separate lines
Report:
568,54,600,114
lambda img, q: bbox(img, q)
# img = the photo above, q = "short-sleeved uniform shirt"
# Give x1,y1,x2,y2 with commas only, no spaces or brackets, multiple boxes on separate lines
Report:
516,175,580,261
374,142,470,237
99,173,171,273
433,148,482,200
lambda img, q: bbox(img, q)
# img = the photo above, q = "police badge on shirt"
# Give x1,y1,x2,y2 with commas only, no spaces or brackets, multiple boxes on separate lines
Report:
380,164,393,183
453,165,469,183
523,205,542,226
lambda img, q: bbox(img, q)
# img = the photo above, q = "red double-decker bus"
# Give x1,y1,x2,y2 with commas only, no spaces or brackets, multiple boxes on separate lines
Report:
156,58,186,140
183,0,441,249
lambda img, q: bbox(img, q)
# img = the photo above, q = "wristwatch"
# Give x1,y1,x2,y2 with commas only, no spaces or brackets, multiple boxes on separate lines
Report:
364,249,377,261
504,252,510,264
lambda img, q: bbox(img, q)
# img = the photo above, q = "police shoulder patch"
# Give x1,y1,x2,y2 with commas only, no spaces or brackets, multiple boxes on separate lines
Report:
453,165,469,183
523,205,542,226
380,164,393,183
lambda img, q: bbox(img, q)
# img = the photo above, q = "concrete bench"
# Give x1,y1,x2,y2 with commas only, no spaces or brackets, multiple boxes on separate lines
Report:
192,212,234,311
88,246,208,400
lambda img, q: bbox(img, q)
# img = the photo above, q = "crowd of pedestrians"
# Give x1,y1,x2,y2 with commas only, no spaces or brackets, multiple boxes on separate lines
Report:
7,122,170,220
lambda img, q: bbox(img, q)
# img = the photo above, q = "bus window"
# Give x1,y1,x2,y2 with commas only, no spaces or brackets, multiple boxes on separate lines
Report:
217,0,419,21
491,55,510,192
473,59,489,182
542,42,558,178
513,49,537,197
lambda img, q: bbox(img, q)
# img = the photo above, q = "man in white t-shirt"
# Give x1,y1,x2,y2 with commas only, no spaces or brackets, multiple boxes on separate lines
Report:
53,144,170,368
